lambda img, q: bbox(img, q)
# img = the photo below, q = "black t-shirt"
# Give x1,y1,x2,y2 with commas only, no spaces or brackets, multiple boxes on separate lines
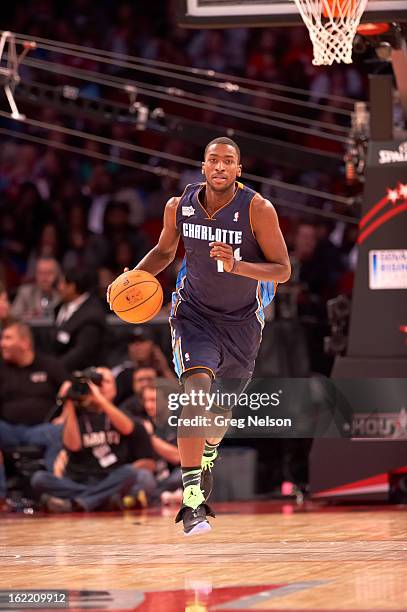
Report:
0,353,68,426
147,416,178,478
119,395,145,419
64,410,154,484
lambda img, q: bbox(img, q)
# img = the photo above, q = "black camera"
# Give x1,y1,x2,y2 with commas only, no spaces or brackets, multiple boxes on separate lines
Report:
65,367,103,402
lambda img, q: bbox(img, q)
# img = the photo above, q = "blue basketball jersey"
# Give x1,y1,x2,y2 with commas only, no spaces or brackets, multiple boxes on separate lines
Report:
172,182,276,325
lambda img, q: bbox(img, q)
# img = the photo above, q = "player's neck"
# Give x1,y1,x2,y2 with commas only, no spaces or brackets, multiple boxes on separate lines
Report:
204,182,236,212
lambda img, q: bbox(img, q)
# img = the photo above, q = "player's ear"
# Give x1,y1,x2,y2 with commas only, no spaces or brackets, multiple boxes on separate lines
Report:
237,164,242,177
201,162,205,175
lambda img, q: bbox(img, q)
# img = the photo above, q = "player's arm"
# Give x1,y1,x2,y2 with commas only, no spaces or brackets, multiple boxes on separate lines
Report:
210,195,291,283
134,197,181,275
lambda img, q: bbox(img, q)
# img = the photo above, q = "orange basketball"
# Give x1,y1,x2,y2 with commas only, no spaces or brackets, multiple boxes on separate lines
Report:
110,269,163,324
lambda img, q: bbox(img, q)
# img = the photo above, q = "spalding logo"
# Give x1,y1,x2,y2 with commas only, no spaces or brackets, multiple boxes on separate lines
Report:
126,289,142,304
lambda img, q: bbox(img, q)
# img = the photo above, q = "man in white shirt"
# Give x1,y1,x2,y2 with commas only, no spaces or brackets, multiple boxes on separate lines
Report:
12,257,61,321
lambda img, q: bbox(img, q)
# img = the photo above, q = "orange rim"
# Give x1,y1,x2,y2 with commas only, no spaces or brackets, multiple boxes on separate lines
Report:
357,22,390,36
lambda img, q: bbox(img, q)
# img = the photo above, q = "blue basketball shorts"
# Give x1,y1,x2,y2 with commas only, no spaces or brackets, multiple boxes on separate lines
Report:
169,300,262,383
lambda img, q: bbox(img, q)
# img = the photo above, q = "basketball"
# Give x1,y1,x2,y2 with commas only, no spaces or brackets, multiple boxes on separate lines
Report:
110,269,163,324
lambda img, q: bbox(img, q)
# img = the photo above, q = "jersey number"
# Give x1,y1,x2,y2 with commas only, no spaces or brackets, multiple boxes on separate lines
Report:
234,248,242,261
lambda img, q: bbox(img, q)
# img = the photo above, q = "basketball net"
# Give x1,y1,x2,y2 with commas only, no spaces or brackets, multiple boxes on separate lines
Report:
293,0,368,65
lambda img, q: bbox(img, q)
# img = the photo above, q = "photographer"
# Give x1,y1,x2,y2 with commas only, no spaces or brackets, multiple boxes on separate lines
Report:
31,367,156,512
0,319,68,501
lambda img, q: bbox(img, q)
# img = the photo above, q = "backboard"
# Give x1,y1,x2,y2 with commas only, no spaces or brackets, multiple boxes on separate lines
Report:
177,0,407,27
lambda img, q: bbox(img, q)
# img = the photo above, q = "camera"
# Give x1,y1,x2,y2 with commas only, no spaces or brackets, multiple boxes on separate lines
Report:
65,367,103,403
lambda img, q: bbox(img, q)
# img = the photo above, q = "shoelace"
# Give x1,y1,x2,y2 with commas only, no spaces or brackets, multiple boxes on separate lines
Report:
202,451,217,471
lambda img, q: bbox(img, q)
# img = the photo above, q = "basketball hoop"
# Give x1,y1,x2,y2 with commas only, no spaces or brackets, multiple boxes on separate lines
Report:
293,0,369,65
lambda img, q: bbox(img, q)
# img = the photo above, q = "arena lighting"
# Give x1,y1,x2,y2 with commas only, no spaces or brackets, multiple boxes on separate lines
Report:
9,79,347,176
0,31,35,119
12,80,165,131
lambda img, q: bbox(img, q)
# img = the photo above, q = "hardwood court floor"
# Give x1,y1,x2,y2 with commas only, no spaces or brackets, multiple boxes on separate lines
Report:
1,501,407,611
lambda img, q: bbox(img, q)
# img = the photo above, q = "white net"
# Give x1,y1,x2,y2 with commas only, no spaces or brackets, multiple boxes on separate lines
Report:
293,0,368,65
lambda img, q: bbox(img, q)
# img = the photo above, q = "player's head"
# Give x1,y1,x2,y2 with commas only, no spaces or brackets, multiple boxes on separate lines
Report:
202,137,242,192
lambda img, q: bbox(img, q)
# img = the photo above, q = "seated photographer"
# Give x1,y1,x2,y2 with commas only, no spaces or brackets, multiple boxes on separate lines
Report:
141,385,182,504
31,367,156,513
0,319,68,500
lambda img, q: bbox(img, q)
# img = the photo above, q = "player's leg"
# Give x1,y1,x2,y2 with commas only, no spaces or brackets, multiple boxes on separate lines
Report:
201,317,263,499
178,371,211,467
200,389,246,502
176,370,217,535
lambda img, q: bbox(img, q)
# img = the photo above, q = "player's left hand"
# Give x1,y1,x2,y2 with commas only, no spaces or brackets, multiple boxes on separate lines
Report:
209,242,235,273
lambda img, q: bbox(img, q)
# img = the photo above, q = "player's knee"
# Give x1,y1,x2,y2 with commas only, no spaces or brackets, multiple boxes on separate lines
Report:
183,370,212,393
208,402,234,416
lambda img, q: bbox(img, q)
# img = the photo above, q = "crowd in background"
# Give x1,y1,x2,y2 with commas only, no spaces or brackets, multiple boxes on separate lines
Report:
0,0,369,511
0,0,362,299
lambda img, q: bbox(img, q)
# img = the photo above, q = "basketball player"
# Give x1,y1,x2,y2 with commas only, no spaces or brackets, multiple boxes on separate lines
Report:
107,137,291,535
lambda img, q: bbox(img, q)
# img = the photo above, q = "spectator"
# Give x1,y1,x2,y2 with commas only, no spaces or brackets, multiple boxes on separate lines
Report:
141,385,182,504
86,165,114,235
31,367,156,512
119,366,157,414
87,201,150,269
113,327,174,403
292,222,323,294
292,221,343,300
111,239,137,277
0,212,26,290
0,283,11,330
97,267,115,310
0,319,68,499
26,223,63,279
15,182,52,255
54,267,106,371
0,452,6,510
62,202,101,272
11,257,61,321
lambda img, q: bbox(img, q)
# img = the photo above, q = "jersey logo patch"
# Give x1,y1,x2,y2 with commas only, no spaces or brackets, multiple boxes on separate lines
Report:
182,206,195,217
185,352,190,362
30,371,48,383
233,211,240,222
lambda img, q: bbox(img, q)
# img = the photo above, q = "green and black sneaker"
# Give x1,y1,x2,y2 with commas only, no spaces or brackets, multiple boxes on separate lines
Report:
175,485,215,536
201,447,218,501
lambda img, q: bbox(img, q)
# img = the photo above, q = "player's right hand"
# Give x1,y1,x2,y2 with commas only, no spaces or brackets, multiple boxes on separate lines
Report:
106,267,129,309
